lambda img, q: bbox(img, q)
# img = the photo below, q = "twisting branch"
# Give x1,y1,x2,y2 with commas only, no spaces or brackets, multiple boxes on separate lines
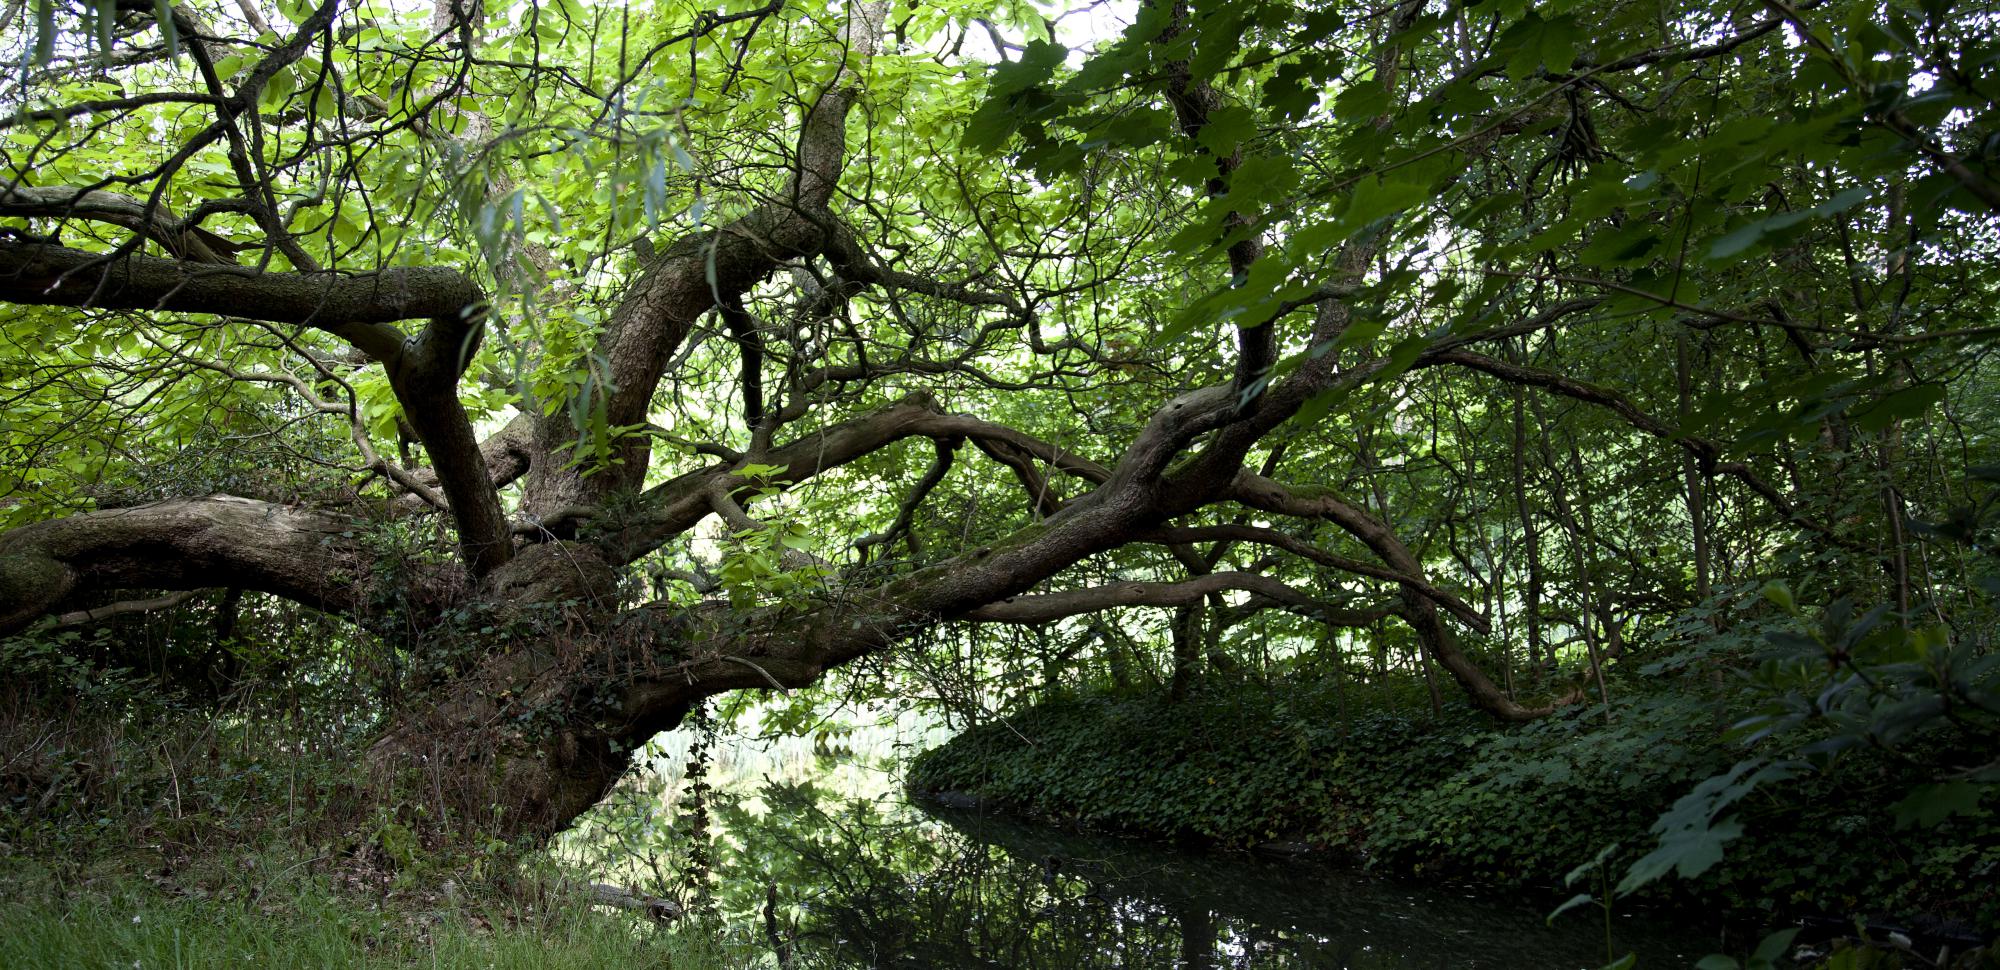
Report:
0,184,247,264
0,241,478,361
706,478,765,534
53,590,206,628
854,436,959,557
0,233,512,576
1223,471,1550,722
579,1,888,487
1151,0,1271,409
1426,349,1854,547
720,300,767,429
963,572,1384,626
971,436,1063,517
1137,523,1491,633
0,497,374,637
167,354,449,510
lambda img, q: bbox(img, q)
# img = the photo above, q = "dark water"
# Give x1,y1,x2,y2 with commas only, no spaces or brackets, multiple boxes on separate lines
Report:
699,781,1720,969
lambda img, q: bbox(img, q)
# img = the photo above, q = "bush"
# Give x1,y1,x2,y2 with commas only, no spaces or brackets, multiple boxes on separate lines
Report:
909,676,2000,930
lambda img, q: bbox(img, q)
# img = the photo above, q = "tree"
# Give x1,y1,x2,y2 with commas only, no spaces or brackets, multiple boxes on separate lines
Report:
2,0,1994,839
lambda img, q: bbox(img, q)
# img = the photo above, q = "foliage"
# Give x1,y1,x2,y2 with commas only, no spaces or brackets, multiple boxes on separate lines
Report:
0,623,755,969
910,659,2000,931
5,0,2000,959
1554,477,2000,966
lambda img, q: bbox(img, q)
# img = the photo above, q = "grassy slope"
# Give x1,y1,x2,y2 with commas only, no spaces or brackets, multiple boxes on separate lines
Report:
0,861,744,970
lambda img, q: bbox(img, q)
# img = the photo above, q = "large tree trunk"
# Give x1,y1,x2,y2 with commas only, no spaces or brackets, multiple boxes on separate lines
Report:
358,542,649,839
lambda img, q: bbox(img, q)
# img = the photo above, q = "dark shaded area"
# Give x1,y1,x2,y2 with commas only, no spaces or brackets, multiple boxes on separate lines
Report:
710,782,1716,969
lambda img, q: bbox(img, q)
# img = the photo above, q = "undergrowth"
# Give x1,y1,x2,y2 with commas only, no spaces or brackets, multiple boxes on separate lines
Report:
908,666,2000,934
0,645,745,970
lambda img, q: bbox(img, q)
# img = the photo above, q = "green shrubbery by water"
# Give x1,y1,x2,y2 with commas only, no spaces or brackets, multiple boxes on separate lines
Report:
909,676,1999,933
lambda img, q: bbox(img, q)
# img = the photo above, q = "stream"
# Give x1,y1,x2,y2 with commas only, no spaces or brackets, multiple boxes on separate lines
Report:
678,785,1716,967
575,724,1724,968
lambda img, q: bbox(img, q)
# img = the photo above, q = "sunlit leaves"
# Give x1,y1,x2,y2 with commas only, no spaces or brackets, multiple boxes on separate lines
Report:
988,39,1068,99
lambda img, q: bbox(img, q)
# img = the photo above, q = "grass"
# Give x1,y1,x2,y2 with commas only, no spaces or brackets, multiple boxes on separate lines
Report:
0,673,770,970
0,684,945,970
0,848,752,970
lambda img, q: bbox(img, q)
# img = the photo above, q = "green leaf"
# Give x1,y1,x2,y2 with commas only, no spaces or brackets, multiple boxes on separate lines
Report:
963,98,1024,152
1545,892,1595,925
1540,15,1581,74
1304,176,1428,250
1196,105,1256,156
1503,12,1545,82
988,40,1067,98
1849,383,1945,433
1291,384,1354,428
1891,781,1988,828
1618,759,1799,895
1578,222,1665,267
1708,186,1872,260
1751,928,1801,967
1333,80,1390,120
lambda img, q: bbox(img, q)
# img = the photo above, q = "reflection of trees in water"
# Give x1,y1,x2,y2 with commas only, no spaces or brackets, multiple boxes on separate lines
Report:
707,783,1700,969
712,782,1224,968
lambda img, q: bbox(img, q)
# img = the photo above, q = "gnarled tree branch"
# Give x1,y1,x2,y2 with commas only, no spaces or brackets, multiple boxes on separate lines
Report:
0,496,379,637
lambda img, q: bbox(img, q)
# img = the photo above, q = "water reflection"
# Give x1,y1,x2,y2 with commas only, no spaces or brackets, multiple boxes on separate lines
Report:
704,781,1712,969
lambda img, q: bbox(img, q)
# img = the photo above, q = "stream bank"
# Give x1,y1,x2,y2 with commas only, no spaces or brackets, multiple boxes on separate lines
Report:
906,684,2000,942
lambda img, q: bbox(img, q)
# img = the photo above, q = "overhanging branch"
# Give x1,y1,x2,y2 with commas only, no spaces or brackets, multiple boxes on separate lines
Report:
0,240,480,362
1138,523,1490,633
0,496,377,637
963,571,1387,627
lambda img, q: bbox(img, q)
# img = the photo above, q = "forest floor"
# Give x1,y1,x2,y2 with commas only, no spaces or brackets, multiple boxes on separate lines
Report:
0,680,749,970
3,651,1993,968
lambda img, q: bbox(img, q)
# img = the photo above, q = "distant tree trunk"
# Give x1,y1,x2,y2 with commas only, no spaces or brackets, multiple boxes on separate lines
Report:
1106,625,1135,693
1415,639,1444,715
1548,433,1614,719
1327,630,1351,738
1168,605,1203,701
1676,329,1713,607
1496,527,1517,702
1511,380,1545,678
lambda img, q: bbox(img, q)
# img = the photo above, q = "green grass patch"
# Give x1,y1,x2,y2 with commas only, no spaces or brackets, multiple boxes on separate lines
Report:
0,860,742,970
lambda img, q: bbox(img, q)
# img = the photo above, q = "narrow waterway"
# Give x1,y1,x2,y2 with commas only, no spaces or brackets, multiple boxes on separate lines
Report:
571,719,1723,968
706,783,1712,968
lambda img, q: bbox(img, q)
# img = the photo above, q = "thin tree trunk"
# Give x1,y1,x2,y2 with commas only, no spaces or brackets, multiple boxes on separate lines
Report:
1168,605,1203,701
1675,329,1713,607
1510,381,1545,679
1558,437,1615,721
